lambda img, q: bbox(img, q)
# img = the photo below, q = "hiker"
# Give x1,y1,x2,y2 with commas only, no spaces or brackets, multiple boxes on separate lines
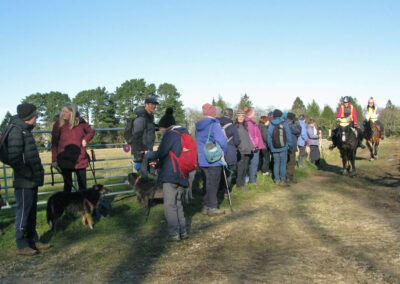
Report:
7,103,51,255
245,108,266,185
219,108,241,197
195,103,228,216
297,114,309,168
258,116,271,176
130,97,159,172
307,118,321,168
330,96,365,150
267,109,293,186
145,108,192,241
362,97,384,139
235,109,254,190
286,113,301,183
51,103,94,193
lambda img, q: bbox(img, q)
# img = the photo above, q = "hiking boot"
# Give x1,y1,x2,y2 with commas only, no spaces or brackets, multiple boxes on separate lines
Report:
167,234,181,242
207,208,225,216
17,247,38,256
280,181,290,187
180,231,189,240
274,180,281,185
329,144,336,151
34,242,52,251
201,207,210,215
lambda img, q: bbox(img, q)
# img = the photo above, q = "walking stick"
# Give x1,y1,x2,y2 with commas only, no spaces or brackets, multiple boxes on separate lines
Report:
221,156,233,212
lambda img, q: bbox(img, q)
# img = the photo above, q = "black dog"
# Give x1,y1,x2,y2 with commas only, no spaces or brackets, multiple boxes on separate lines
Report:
128,172,161,209
46,184,108,230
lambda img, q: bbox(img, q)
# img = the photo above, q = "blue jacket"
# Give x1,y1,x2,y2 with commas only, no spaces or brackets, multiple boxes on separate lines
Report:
297,119,309,147
145,125,189,187
195,117,228,167
219,116,241,165
267,117,293,153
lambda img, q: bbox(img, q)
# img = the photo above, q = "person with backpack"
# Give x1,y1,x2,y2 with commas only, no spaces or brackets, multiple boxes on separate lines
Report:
51,103,94,193
245,108,266,185
258,116,271,176
195,103,228,216
219,108,241,197
307,119,321,168
267,109,293,186
130,97,159,170
235,109,254,190
145,108,196,241
297,114,309,168
286,113,301,183
7,103,51,255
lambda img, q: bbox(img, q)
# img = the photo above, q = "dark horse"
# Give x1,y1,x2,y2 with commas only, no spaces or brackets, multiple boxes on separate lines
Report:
332,124,360,176
363,119,381,160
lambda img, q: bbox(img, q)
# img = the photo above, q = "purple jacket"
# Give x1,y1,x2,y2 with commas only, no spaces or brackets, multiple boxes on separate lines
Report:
195,117,228,167
245,118,266,150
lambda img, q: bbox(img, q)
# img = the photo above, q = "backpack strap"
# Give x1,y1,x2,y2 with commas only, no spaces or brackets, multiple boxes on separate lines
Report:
207,121,214,143
222,123,233,142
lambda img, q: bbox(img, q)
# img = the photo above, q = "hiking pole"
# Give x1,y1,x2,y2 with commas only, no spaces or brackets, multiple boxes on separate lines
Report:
221,156,233,212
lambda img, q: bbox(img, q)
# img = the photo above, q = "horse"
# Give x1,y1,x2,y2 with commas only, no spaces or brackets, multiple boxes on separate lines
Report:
363,119,381,161
332,119,359,177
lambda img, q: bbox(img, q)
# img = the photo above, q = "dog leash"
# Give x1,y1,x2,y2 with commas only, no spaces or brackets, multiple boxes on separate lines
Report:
86,150,98,185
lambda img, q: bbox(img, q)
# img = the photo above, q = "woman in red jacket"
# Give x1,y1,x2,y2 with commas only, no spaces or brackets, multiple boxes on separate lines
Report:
52,103,94,192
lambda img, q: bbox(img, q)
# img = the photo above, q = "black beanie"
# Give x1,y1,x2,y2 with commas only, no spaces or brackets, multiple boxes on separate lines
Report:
17,103,37,121
273,109,283,118
287,112,296,121
158,107,176,128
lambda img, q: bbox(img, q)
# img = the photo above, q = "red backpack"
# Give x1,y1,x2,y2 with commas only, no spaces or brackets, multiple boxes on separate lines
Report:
168,129,198,178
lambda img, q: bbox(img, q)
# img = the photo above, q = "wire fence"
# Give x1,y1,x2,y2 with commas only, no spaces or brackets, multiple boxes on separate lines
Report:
0,127,140,210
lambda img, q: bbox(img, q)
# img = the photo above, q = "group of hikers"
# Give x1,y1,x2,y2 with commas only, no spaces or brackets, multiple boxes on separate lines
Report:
1,95,385,254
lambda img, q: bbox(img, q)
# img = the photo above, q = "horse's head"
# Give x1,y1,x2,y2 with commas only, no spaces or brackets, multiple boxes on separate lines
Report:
337,125,358,149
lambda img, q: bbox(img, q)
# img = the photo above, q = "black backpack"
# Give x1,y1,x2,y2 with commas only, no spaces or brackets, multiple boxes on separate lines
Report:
123,118,136,144
0,124,21,165
272,122,287,148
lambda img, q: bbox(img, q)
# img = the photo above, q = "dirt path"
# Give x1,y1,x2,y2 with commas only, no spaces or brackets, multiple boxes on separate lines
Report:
1,140,399,283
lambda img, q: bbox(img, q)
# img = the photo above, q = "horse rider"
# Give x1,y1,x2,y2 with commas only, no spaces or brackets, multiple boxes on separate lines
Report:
362,97,384,139
329,96,366,150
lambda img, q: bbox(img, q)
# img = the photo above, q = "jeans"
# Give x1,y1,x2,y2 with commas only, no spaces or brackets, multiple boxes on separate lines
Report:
273,151,288,182
163,183,186,236
236,153,250,187
15,187,39,249
248,151,260,183
286,150,296,181
201,167,222,209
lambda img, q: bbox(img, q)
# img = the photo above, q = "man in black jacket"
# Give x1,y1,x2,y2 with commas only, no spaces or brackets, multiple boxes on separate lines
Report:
131,97,158,164
7,103,51,255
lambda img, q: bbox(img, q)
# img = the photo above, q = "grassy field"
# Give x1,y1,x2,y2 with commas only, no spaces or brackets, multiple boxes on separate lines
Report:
1,139,399,283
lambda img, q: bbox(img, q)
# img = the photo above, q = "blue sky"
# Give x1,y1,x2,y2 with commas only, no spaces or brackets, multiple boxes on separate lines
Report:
1,0,399,120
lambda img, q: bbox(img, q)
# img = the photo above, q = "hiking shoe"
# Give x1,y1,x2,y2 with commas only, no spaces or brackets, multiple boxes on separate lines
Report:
180,232,189,240
329,144,336,151
274,180,281,185
201,207,210,215
17,247,38,256
167,234,181,242
34,242,52,251
280,181,290,187
207,208,225,216
262,172,269,176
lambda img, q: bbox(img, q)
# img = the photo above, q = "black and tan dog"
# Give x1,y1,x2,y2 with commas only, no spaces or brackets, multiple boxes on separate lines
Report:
46,184,108,230
128,172,161,209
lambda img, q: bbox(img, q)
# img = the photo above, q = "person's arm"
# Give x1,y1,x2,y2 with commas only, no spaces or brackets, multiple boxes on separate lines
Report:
267,125,274,151
7,128,33,179
132,117,147,152
230,125,241,147
362,108,367,119
307,126,318,139
82,123,95,144
284,123,293,148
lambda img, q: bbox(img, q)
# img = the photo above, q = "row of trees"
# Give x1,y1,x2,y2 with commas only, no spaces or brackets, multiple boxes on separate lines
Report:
1,79,399,147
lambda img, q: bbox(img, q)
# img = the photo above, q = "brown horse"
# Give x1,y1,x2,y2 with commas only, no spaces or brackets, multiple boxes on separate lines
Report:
364,120,381,160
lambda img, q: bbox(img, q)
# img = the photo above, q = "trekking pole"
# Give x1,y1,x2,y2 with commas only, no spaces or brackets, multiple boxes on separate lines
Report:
221,156,233,212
